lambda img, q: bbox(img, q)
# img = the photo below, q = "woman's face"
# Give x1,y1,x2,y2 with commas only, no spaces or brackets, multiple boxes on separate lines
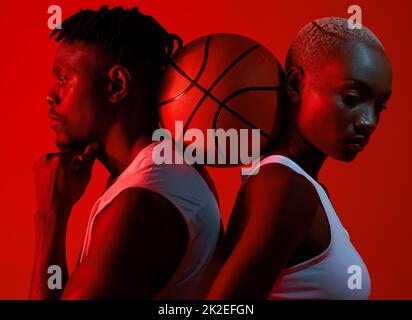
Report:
296,40,392,162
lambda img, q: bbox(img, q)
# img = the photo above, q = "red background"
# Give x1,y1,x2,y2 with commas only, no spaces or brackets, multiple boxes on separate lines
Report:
0,0,410,299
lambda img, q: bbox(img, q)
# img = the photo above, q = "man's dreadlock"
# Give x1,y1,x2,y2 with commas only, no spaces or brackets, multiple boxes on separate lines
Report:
50,5,182,78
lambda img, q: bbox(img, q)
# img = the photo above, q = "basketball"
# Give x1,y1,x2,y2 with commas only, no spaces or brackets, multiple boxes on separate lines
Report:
157,33,285,166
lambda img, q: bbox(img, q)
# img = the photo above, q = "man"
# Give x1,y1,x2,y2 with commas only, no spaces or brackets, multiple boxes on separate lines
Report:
30,5,223,299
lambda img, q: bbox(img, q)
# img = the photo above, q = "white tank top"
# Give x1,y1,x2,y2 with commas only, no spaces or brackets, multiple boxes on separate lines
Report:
242,155,371,300
79,141,221,299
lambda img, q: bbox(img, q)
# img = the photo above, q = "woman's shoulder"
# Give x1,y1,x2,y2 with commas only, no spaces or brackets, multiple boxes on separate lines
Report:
246,161,316,195
241,161,320,220
226,161,321,263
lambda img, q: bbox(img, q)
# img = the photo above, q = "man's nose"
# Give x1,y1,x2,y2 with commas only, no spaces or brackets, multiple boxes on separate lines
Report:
46,91,60,107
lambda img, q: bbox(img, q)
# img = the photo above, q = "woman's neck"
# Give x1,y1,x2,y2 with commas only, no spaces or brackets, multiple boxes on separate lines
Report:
267,125,326,181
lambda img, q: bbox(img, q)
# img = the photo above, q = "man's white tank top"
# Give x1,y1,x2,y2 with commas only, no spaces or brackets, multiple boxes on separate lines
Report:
242,155,371,300
78,141,221,299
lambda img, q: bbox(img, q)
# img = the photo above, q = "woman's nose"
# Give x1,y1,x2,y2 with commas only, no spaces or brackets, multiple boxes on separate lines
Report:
354,106,377,137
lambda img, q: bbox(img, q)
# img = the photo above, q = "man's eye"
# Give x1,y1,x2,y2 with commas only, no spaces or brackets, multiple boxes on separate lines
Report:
57,76,66,85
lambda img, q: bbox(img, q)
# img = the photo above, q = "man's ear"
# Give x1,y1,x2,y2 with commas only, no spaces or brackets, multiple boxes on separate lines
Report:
108,65,132,103
286,66,304,104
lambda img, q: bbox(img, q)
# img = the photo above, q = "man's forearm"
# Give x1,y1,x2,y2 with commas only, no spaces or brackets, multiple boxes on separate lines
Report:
29,209,70,300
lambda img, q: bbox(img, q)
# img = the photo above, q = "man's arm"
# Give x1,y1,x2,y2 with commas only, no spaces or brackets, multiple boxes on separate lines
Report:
29,208,70,299
61,188,188,299
30,144,98,299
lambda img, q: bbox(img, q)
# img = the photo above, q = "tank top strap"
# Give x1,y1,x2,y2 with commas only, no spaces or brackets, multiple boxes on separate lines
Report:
241,155,349,239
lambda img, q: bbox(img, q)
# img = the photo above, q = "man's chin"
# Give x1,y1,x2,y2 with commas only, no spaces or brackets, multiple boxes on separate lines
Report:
56,139,88,152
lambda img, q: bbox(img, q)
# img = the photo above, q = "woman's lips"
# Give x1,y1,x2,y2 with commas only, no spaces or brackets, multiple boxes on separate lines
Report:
343,136,369,152
346,142,364,152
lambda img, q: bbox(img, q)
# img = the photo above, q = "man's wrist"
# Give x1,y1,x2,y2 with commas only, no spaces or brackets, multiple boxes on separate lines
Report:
34,206,71,230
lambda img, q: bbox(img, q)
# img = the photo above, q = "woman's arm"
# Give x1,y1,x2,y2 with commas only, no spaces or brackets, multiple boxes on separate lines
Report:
208,164,320,299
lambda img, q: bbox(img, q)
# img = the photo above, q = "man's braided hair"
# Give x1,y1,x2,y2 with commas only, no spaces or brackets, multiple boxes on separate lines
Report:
50,5,182,80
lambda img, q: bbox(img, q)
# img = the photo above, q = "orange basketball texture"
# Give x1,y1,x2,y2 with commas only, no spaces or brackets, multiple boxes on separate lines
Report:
157,33,284,166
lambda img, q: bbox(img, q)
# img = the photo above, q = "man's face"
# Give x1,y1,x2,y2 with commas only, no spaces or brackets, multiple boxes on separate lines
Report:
47,41,113,151
297,41,392,162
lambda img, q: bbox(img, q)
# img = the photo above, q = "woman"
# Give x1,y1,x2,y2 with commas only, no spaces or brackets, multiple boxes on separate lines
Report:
208,17,392,299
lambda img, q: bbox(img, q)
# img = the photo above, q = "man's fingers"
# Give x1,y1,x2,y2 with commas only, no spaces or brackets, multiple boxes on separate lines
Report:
40,144,98,172
41,148,77,161
42,152,60,161
81,143,99,169
71,156,82,171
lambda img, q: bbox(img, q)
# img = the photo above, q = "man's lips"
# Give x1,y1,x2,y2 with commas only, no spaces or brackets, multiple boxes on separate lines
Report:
48,113,64,128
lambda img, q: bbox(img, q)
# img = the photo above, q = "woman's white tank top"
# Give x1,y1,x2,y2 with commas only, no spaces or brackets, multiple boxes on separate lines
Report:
242,155,371,300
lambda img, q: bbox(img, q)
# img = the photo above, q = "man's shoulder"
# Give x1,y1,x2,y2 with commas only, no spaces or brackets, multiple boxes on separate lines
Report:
103,187,187,222
80,186,189,298
136,147,215,202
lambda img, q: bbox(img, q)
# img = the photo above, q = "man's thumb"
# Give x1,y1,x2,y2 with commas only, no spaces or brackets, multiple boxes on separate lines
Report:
82,143,99,169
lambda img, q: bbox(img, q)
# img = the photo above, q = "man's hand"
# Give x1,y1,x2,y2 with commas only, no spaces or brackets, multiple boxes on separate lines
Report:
33,143,99,220
29,142,99,300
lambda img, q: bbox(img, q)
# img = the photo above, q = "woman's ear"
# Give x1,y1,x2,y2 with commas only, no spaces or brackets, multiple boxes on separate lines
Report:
286,66,304,104
108,65,132,103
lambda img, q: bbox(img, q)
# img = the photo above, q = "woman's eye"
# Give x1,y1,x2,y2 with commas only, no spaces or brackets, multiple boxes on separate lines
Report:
341,91,361,106
376,103,388,113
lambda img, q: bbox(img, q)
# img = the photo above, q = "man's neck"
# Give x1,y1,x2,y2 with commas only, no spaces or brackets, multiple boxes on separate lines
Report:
97,124,155,180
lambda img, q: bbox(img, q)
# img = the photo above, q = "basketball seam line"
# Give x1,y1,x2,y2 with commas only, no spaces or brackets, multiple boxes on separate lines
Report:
213,86,282,136
181,44,261,133
212,86,282,159
158,36,212,107
169,48,281,141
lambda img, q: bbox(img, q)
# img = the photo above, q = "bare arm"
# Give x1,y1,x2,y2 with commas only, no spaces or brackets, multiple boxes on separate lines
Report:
30,141,188,299
207,165,320,299
61,188,187,299
29,208,70,299
30,144,98,300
